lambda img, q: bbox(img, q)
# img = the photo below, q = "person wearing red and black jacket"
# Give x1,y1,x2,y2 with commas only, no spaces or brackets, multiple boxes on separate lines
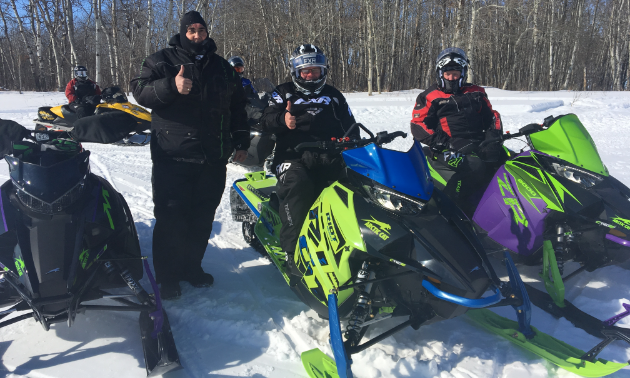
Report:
65,66,102,119
410,48,503,214
260,44,357,277
130,11,249,299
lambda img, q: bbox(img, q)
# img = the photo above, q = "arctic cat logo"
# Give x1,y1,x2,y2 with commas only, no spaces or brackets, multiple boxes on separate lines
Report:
14,257,25,277
611,216,630,230
363,216,391,240
497,173,528,227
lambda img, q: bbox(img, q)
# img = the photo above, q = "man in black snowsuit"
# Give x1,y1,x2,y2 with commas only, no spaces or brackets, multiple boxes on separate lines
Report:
410,47,503,215
260,44,357,276
131,11,249,299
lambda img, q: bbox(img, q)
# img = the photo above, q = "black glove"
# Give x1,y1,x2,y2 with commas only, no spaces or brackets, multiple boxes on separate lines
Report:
479,129,502,162
84,95,102,106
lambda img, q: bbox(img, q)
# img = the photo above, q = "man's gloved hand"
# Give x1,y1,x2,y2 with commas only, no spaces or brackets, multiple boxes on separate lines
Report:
480,129,503,162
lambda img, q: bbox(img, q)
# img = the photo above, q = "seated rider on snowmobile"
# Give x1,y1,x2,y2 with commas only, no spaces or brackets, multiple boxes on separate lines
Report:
260,44,357,276
228,56,257,96
410,47,503,215
65,65,102,119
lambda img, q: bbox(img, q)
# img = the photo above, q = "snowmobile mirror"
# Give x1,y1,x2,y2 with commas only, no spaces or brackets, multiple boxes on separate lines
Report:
519,123,543,135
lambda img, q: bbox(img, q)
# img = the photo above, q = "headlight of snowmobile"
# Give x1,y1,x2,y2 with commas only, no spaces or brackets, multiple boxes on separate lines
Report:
552,163,603,188
363,182,427,215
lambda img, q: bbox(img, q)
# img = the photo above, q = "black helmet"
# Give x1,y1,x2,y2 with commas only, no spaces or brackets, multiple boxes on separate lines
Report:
74,65,89,82
435,48,469,94
102,86,128,103
7,139,89,214
228,56,245,77
290,44,328,95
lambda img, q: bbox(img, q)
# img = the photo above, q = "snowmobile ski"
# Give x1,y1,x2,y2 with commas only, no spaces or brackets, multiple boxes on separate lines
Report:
467,309,628,377
526,283,630,340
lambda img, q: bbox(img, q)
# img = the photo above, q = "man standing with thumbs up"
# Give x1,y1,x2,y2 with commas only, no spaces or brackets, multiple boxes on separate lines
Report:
131,11,249,299
260,44,356,278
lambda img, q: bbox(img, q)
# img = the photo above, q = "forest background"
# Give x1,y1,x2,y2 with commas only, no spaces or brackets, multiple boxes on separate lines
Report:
0,0,628,94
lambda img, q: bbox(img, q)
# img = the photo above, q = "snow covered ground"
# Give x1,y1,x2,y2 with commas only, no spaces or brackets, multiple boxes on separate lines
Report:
0,88,629,378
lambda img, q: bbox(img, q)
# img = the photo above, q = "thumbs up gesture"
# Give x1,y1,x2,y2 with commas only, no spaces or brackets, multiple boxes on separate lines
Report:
284,101,296,130
176,65,193,95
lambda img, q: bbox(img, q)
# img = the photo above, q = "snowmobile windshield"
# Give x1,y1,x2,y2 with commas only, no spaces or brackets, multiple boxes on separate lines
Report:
528,114,608,176
6,150,90,213
343,140,433,201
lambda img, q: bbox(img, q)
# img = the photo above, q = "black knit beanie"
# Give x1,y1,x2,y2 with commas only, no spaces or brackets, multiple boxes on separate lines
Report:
179,11,209,55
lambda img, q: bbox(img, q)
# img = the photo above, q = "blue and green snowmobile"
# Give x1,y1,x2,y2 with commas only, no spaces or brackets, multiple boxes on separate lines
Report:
230,123,629,378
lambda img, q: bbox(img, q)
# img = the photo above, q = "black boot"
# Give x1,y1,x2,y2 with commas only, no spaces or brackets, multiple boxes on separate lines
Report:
185,272,214,288
285,252,302,277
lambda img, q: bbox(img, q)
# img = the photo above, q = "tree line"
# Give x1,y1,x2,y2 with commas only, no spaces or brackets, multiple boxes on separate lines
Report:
0,0,628,94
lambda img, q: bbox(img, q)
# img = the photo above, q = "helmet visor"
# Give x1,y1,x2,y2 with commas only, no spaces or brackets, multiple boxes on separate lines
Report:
291,53,327,72
234,66,245,73
75,69,88,79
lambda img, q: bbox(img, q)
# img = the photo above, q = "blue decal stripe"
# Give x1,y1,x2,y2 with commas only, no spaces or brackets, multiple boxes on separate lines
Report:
232,181,261,218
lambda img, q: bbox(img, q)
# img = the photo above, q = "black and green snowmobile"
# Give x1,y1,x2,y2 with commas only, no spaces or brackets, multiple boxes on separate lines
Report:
230,123,629,378
0,120,180,376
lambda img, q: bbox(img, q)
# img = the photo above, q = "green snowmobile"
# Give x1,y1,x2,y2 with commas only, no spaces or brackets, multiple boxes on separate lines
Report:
230,123,629,378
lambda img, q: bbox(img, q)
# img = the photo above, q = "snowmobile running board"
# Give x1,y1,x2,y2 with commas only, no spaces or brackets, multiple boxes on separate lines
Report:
300,252,629,378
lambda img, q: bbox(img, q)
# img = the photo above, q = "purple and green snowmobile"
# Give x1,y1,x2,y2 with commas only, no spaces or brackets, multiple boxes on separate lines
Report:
427,113,630,341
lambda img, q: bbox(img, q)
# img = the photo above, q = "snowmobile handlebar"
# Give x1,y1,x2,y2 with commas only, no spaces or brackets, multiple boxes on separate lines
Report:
478,123,545,148
294,126,406,153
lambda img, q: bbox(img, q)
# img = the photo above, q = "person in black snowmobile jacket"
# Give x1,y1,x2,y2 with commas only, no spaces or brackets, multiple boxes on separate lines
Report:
260,44,357,277
410,47,503,214
130,11,249,299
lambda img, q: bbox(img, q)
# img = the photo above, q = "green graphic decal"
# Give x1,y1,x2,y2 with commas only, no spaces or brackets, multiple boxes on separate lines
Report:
611,216,630,231
102,188,115,230
497,173,528,227
426,157,447,186
79,248,89,269
14,257,25,277
504,154,580,214
455,180,462,193
363,216,391,240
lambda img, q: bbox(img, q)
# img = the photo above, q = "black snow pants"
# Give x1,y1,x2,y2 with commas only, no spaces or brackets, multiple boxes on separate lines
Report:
276,157,344,254
151,159,227,283
432,151,494,216
69,102,96,119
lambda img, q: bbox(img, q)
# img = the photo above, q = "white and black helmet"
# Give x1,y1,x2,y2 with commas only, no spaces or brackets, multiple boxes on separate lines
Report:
74,65,89,81
290,44,328,95
435,48,469,93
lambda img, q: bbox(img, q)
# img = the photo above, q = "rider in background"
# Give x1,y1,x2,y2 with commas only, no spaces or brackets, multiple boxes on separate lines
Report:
65,66,102,119
410,47,503,214
260,44,357,277
228,56,257,96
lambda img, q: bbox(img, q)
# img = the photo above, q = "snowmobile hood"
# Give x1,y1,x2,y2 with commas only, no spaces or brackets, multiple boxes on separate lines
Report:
528,114,608,177
342,140,433,201
168,34,217,56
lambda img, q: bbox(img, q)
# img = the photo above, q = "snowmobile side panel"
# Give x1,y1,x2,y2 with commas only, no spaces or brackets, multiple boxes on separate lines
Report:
97,102,152,122
295,182,365,309
49,105,64,119
467,309,628,377
343,140,433,201
529,114,608,176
